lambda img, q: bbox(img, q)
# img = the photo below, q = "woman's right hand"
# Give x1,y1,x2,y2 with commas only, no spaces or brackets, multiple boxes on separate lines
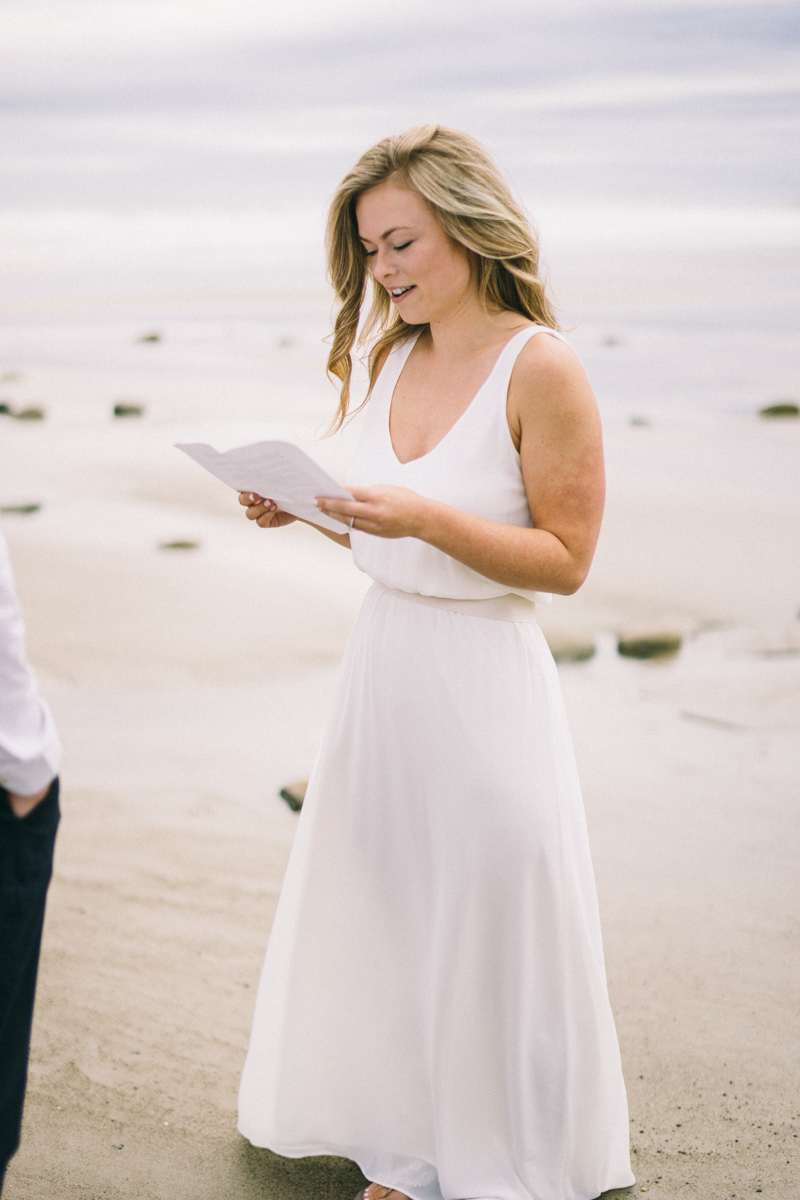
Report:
238,492,298,529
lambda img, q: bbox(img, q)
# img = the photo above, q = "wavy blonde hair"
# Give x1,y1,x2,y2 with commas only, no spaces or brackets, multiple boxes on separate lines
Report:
325,124,559,431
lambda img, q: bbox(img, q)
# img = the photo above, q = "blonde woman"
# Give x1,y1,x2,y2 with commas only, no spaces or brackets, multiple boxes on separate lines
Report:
238,126,634,1200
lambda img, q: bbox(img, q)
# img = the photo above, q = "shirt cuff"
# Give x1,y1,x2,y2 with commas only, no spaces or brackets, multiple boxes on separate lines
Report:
0,701,61,796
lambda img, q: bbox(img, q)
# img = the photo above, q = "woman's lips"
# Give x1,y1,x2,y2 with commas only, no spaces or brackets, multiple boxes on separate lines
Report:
389,285,415,304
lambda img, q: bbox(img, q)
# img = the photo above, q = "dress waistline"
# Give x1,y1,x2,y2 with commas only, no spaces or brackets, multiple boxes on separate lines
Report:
371,583,538,623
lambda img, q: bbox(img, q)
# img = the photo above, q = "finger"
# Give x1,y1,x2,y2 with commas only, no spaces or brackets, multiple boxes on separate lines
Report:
318,506,362,528
247,498,276,516
315,497,359,518
347,485,374,502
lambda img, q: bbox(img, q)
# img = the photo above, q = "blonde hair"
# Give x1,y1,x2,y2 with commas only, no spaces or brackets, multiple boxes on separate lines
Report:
325,124,559,431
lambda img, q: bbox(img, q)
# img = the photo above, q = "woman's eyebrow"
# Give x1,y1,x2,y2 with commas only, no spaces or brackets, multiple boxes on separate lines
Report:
359,225,411,244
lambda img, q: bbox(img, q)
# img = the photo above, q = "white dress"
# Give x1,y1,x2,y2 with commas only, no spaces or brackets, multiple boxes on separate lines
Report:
238,327,635,1200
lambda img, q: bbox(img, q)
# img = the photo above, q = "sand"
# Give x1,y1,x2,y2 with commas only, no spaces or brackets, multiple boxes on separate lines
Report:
1,352,799,1200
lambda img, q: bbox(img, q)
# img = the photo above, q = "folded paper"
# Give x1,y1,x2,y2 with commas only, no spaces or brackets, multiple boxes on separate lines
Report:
176,440,352,534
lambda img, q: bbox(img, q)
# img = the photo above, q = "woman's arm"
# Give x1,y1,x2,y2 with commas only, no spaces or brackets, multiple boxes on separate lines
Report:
315,336,605,596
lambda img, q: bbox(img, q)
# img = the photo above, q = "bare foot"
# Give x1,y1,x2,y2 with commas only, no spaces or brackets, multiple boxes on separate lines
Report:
364,1186,412,1200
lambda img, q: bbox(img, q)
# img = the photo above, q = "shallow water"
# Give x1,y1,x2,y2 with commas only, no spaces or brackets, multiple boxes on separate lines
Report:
0,0,798,500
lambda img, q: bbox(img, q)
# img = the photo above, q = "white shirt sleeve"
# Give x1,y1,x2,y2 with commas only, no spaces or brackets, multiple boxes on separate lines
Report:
0,523,61,795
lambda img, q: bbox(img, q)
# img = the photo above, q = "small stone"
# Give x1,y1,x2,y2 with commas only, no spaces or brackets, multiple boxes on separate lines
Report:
113,402,145,417
279,781,307,812
545,631,596,663
759,401,799,418
278,335,295,348
0,402,12,415
138,331,162,343
13,407,45,421
629,415,650,427
0,372,21,383
603,335,624,346
158,540,199,550
618,631,682,660
0,503,41,515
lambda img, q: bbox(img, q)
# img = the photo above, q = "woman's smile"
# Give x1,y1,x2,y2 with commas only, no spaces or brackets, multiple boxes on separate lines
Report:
390,285,416,303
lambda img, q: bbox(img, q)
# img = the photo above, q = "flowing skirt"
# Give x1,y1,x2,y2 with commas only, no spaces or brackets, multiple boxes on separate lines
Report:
238,585,634,1200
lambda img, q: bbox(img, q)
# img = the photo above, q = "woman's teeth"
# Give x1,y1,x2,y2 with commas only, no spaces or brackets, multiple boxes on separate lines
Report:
392,286,412,296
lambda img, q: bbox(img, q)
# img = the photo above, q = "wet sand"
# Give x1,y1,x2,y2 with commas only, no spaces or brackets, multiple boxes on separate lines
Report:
1,404,798,1199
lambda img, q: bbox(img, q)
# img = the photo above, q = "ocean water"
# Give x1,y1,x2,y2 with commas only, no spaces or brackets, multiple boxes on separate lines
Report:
1,0,798,494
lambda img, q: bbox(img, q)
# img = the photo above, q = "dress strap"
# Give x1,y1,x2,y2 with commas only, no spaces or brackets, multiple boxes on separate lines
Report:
496,324,567,378
372,333,421,406
453,324,567,451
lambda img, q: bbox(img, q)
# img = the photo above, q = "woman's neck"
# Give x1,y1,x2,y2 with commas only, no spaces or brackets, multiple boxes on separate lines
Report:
425,294,527,360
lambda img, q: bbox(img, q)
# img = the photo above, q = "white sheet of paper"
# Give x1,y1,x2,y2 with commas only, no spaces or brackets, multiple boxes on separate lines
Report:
175,440,353,534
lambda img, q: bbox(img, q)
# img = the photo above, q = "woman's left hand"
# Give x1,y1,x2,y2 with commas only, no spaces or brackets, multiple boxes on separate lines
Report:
316,485,430,539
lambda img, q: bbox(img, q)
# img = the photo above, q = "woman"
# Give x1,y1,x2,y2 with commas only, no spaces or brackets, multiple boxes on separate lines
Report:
237,126,634,1200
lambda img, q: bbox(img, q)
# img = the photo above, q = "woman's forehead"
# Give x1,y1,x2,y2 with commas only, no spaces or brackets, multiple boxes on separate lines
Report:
356,182,431,237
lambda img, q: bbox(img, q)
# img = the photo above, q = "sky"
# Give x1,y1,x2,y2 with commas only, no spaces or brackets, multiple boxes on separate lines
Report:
1,0,798,209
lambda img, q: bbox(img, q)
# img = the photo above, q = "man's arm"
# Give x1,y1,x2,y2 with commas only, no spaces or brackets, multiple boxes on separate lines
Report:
0,526,61,812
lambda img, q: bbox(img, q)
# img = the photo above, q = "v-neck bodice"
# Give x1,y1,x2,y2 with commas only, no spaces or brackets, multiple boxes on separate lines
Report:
346,324,566,604
388,329,516,466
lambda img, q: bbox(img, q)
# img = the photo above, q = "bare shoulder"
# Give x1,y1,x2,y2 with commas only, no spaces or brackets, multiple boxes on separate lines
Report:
508,329,599,440
513,330,588,395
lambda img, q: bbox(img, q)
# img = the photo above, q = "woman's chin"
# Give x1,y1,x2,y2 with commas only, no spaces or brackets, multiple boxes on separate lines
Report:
397,302,426,324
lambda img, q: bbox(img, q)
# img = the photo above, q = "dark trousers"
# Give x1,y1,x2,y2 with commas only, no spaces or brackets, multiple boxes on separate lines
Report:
0,778,59,1187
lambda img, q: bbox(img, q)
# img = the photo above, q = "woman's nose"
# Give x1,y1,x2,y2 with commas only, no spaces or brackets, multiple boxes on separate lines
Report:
372,248,395,282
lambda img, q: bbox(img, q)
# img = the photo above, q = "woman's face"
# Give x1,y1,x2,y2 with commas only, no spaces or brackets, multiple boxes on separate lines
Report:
355,180,474,326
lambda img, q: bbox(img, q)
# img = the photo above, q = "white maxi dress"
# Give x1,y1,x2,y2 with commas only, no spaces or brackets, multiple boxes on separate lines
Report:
238,326,635,1200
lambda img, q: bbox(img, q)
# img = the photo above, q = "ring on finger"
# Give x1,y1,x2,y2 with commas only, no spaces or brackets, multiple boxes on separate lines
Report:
349,515,356,530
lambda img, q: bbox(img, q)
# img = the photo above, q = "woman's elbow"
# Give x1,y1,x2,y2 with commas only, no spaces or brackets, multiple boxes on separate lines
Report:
548,555,592,596
549,578,583,597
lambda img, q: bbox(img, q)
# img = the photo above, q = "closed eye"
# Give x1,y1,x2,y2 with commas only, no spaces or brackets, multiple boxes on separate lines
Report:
363,240,412,258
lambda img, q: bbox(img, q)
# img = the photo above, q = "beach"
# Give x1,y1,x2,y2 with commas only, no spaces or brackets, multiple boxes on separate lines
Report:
2,1,800,1195
1,223,798,1196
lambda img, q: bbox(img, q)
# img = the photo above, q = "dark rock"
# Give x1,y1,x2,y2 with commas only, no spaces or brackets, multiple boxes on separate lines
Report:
0,402,12,415
138,331,162,343
618,631,682,660
279,781,307,812
759,401,799,418
158,540,199,550
13,407,45,421
113,402,145,417
0,503,41,515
